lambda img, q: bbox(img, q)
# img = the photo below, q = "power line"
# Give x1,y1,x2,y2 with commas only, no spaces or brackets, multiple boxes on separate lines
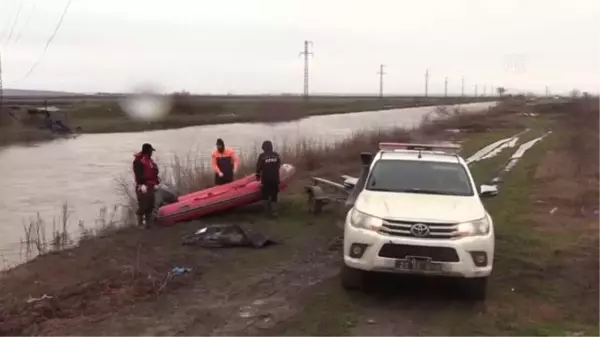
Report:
14,0,37,45
299,40,313,99
0,0,18,43
19,0,73,83
3,0,25,46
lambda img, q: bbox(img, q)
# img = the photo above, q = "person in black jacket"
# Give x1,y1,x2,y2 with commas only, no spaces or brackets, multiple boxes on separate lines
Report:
255,140,281,216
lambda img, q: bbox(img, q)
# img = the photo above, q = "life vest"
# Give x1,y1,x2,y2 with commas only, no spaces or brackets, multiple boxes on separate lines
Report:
211,148,239,179
134,152,159,186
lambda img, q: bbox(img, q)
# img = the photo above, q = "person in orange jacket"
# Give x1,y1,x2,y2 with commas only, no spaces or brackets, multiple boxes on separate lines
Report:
212,138,239,185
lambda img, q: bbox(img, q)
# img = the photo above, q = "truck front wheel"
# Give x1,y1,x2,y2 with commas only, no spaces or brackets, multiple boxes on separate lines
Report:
463,277,488,301
341,263,367,290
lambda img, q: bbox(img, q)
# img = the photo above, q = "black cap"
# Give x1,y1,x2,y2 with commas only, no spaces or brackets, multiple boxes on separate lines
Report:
142,143,156,153
216,138,224,146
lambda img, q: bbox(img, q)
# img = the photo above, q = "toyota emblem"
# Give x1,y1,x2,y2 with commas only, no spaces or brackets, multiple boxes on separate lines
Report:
410,223,430,237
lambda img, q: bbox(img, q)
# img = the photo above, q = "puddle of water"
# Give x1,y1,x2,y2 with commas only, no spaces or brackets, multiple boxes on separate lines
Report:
509,131,552,161
466,129,528,165
469,130,551,193
494,131,553,180
478,136,520,162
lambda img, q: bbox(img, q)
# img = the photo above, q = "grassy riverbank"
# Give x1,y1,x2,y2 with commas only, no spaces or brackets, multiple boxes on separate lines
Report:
1,95,495,146
1,99,596,335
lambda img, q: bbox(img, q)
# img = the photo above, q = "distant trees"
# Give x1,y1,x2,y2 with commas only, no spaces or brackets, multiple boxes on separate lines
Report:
496,87,507,96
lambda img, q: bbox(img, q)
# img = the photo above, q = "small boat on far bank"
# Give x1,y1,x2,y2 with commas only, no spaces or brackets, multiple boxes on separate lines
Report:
156,163,296,225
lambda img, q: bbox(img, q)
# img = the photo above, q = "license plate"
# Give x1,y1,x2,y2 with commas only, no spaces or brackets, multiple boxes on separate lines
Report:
395,257,442,271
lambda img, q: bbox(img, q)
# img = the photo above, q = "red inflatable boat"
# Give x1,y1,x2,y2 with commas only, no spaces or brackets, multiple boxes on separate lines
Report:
156,164,296,225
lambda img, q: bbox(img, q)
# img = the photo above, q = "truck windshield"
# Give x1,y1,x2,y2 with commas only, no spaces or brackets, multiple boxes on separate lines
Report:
365,160,474,196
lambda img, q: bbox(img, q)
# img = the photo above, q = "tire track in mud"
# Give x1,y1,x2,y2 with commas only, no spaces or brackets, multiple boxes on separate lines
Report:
208,259,340,336
176,239,340,337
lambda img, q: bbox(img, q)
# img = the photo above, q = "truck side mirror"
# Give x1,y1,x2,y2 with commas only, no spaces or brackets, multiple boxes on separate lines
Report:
360,152,373,166
479,184,498,198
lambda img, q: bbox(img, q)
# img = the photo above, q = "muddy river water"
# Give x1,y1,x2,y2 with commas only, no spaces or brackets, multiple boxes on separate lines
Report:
0,102,495,266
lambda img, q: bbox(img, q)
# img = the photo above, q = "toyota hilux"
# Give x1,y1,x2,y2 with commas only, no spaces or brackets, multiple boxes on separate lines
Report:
341,142,497,300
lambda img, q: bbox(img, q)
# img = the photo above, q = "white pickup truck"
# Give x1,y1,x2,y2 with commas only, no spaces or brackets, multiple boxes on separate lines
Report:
341,142,497,300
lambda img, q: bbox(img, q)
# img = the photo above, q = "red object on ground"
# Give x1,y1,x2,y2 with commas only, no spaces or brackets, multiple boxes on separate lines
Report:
156,164,296,226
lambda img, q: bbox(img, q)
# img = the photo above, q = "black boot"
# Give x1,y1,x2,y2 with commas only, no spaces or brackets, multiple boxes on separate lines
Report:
263,200,272,217
271,202,279,217
137,214,144,227
144,213,153,229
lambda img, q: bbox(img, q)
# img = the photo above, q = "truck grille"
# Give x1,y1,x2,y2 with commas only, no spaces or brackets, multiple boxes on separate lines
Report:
380,219,457,239
378,243,459,262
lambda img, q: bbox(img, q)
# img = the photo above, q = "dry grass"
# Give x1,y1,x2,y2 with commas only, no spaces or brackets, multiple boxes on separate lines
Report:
115,127,414,203
420,100,528,135
19,204,126,264
21,204,71,259
493,98,600,334
531,99,599,214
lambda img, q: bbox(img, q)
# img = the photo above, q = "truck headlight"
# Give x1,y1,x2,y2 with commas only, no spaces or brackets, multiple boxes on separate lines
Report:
350,208,383,232
456,216,490,237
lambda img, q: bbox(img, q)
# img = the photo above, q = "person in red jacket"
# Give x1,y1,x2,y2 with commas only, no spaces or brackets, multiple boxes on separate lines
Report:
133,143,160,228
211,138,239,185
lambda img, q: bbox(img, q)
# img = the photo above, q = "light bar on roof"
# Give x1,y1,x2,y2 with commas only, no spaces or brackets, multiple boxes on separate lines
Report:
378,142,461,152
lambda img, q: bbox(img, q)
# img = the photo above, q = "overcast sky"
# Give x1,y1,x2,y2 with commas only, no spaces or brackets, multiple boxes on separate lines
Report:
0,0,598,95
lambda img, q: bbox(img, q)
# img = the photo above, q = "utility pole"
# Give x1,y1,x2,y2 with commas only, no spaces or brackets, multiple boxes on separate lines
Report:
474,85,478,97
299,40,314,99
461,77,465,97
0,52,3,117
424,68,429,97
483,85,487,96
545,86,550,97
444,77,448,97
377,64,386,99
